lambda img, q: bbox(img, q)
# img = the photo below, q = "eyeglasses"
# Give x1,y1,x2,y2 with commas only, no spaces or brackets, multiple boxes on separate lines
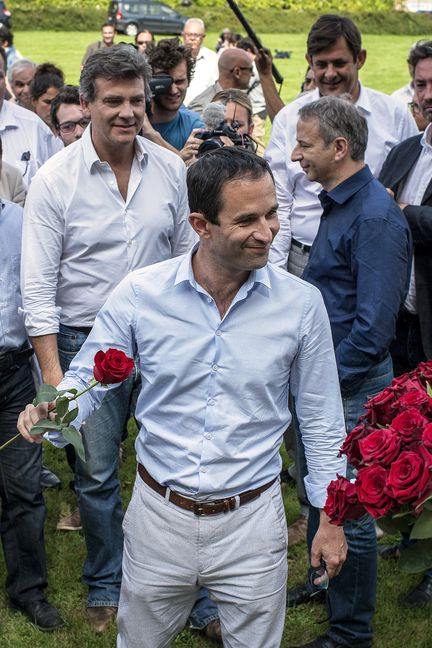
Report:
58,118,90,134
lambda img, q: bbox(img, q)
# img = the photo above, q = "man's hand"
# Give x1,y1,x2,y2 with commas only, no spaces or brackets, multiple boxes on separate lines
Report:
179,128,205,164
17,402,52,444
310,510,348,583
255,47,273,78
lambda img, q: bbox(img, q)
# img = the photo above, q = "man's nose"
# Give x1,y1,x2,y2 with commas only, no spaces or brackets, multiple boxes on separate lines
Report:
324,64,338,79
118,101,134,118
291,143,301,162
254,217,275,242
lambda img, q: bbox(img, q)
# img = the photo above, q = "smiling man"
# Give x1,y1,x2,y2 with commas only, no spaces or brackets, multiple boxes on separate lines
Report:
21,45,195,634
18,147,348,648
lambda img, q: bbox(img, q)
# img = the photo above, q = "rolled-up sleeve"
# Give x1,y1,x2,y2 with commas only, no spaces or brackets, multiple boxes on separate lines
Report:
290,287,347,508
21,172,64,336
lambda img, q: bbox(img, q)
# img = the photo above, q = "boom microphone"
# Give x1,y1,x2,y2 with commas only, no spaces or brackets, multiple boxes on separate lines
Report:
202,103,226,130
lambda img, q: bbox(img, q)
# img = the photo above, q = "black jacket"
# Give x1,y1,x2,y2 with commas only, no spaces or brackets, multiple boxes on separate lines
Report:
379,133,432,359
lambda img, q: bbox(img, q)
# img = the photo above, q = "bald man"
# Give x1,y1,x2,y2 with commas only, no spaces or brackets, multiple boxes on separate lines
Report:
188,48,254,117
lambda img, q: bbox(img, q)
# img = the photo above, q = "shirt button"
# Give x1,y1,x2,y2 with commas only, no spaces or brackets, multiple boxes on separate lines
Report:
200,466,207,473
204,433,212,440
127,240,132,247
212,364,218,371
215,330,221,336
208,399,215,406
207,297,213,303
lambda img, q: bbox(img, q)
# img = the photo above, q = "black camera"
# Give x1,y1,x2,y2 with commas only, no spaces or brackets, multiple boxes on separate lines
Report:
196,120,254,157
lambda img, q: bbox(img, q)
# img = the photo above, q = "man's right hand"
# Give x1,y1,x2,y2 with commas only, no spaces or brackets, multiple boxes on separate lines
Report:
256,48,273,78
17,402,51,444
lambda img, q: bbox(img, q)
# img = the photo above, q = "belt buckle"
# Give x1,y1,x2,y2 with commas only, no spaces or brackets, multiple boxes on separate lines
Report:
193,502,207,516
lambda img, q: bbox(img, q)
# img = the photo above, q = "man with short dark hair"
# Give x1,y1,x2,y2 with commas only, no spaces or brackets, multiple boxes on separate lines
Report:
379,39,432,608
50,85,89,147
286,96,411,648
147,38,203,150
82,22,116,67
21,44,195,634
19,146,348,648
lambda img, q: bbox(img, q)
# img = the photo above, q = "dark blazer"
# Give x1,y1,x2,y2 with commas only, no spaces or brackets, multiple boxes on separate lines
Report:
379,133,432,359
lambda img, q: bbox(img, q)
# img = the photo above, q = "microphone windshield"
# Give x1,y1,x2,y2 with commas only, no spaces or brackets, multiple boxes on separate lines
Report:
202,102,226,130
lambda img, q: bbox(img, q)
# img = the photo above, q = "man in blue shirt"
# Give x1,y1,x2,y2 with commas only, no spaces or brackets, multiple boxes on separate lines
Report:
147,38,204,151
19,148,348,648
0,199,64,631
288,96,411,648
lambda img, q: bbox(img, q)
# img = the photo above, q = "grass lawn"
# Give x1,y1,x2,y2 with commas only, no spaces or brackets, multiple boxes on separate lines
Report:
2,28,432,648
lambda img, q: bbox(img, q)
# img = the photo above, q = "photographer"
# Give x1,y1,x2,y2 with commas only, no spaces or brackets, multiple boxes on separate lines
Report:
181,89,255,165
142,38,204,154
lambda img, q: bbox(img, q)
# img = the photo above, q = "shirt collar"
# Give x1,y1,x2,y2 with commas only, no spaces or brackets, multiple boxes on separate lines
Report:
82,124,148,171
319,165,374,207
314,83,370,114
174,244,272,292
421,122,432,150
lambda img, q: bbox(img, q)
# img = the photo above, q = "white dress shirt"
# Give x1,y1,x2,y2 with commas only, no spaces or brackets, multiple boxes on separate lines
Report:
55,249,347,507
185,46,219,106
391,82,414,104
21,125,196,336
265,84,418,267
0,100,63,187
398,122,432,314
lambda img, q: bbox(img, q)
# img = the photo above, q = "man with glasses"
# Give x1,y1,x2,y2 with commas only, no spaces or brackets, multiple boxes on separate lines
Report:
188,48,254,117
50,85,90,147
182,18,218,106
135,30,154,55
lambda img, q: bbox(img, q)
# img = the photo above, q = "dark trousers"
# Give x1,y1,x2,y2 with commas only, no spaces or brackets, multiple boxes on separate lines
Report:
390,309,426,377
0,361,47,603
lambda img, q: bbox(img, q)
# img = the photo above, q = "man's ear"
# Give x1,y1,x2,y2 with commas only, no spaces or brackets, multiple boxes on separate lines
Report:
334,136,349,161
306,53,312,67
356,49,367,71
189,212,212,238
79,93,91,119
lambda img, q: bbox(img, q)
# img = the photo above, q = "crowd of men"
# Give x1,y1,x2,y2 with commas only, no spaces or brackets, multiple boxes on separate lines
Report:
0,11,431,648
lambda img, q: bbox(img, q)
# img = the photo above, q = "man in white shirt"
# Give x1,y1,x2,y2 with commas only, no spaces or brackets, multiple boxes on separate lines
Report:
0,50,61,186
18,147,348,648
183,18,218,106
265,14,418,272
265,14,417,648
21,44,195,634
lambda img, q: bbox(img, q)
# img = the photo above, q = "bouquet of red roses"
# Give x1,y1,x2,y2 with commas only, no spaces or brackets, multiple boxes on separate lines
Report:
1,348,134,461
324,360,432,574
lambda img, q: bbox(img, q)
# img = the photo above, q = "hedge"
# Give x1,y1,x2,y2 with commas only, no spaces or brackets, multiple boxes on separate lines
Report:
9,0,432,33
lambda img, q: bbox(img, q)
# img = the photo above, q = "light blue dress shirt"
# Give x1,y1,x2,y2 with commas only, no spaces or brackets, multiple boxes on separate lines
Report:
0,199,27,351
57,248,347,507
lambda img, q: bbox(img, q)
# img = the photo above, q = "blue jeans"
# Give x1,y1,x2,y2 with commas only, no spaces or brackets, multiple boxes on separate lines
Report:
58,324,133,607
0,361,48,604
188,587,219,630
303,355,393,647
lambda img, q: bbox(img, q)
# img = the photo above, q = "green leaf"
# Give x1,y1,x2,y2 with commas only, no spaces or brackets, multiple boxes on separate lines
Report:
427,381,432,398
33,384,59,405
410,509,432,540
61,425,86,463
425,500,432,512
399,539,432,573
55,396,69,419
57,388,78,397
62,406,79,425
376,514,413,535
30,419,62,435
415,493,432,511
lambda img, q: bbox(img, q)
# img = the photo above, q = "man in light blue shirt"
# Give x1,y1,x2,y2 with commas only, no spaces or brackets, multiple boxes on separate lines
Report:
0,199,64,631
19,148,348,647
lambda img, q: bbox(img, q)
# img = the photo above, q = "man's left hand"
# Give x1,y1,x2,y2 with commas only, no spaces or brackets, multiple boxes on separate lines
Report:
310,510,348,583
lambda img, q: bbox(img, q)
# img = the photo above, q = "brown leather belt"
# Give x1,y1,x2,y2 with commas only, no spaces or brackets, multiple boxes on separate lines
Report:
137,463,277,516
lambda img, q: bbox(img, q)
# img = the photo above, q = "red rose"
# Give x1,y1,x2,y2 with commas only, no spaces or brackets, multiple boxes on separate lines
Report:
422,423,432,452
386,447,432,506
358,428,401,467
391,371,417,392
93,349,134,385
357,465,394,517
394,388,431,415
416,360,432,387
364,387,398,425
390,408,428,445
339,423,372,468
324,475,366,526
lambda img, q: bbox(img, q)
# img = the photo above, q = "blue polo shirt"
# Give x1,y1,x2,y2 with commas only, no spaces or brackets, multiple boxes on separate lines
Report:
303,165,412,396
152,108,204,150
